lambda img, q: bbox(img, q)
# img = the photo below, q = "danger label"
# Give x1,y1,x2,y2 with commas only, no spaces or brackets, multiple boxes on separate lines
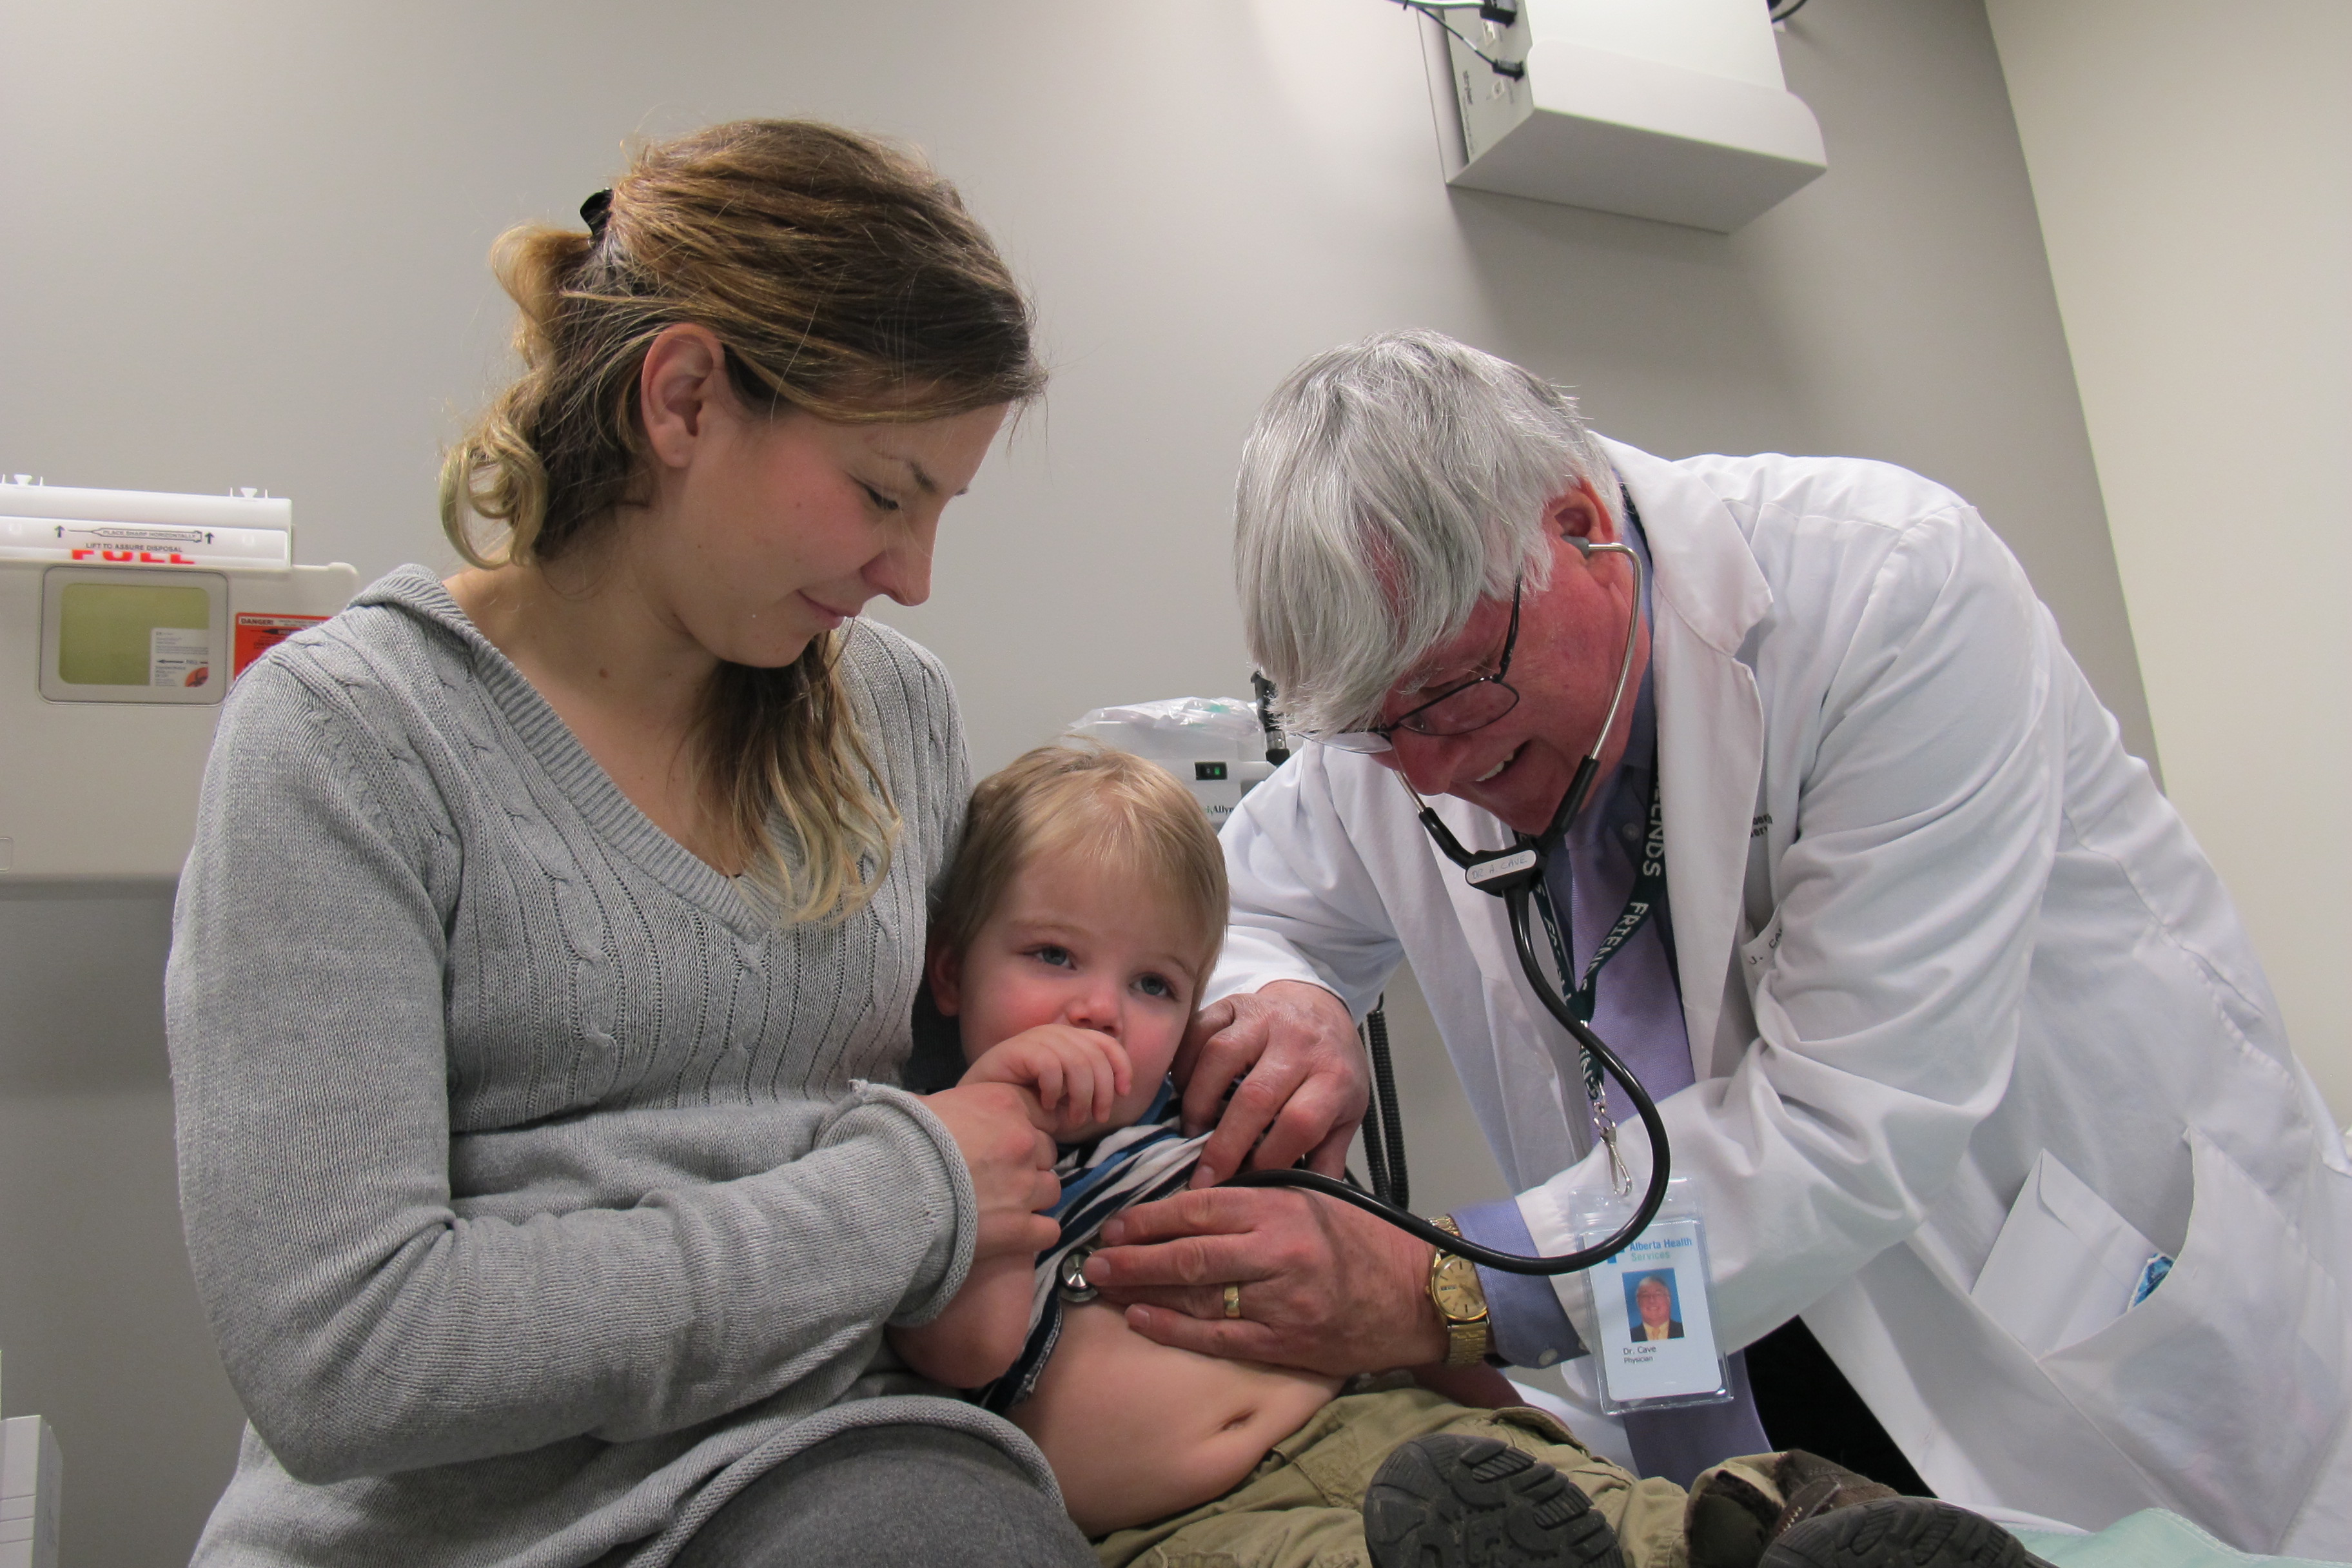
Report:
233,612,329,679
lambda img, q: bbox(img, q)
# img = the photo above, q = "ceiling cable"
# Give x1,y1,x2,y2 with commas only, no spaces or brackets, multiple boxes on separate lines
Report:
1388,0,1527,79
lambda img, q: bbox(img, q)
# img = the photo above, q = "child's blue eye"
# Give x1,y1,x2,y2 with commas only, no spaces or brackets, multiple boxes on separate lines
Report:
1031,945,1073,968
1135,973,1177,1001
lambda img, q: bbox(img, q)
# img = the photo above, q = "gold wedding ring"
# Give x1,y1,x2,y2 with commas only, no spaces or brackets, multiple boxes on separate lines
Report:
1223,1282,1243,1319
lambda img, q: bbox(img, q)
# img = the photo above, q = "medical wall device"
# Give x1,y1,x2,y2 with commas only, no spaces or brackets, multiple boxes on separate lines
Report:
1418,0,1827,231
1066,698,1277,828
0,1346,61,1568
0,478,357,880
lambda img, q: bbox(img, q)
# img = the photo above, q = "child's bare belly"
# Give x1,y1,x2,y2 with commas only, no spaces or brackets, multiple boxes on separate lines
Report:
1008,1300,1344,1537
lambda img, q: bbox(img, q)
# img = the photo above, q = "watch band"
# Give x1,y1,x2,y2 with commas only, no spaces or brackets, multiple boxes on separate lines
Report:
1428,1215,1493,1367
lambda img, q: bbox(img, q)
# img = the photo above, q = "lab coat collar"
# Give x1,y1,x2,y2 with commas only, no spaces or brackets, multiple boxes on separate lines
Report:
1602,441,1772,656
1600,440,1772,1077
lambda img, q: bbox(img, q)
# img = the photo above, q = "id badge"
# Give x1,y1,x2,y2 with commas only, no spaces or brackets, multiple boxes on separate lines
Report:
1574,1179,1732,1414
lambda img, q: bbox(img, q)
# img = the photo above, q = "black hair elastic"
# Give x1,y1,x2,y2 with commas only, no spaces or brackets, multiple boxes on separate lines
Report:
580,189,613,239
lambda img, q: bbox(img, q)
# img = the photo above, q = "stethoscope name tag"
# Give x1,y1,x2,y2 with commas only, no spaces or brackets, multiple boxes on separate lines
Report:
1466,846,1540,886
1574,1179,1733,1414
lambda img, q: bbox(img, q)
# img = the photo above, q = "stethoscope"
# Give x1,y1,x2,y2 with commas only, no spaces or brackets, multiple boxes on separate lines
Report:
1228,537,1672,1277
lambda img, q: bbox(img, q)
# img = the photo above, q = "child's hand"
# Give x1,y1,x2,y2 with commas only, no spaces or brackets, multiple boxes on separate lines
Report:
963,1025,1134,1135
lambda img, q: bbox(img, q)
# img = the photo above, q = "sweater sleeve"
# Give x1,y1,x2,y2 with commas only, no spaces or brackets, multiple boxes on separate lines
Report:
166,658,974,1484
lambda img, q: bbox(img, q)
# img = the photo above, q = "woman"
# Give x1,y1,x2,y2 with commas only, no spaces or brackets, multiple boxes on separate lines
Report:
166,121,1093,1567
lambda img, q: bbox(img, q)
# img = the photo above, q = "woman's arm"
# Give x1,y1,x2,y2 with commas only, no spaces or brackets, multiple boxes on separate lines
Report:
168,654,990,1482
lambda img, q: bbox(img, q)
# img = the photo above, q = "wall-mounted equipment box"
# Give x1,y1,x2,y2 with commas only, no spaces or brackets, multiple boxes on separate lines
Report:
1421,0,1827,233
0,480,357,880
1,1413,61,1568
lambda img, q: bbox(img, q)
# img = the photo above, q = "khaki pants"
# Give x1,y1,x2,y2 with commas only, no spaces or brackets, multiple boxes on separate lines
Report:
1093,1384,1754,1568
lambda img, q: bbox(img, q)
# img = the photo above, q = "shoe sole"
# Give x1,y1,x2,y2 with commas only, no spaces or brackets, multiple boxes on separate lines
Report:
1761,1498,2053,1568
1364,1433,1625,1568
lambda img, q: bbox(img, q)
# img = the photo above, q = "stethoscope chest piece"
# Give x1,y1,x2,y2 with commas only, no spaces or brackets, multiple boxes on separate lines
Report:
1057,1247,1099,1304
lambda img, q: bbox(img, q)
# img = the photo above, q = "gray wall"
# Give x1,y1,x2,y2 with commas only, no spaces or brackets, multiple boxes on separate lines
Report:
1987,0,2352,1122
0,2,2142,1562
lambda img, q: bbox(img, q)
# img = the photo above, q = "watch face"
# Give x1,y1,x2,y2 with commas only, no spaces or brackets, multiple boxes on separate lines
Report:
1432,1255,1485,1320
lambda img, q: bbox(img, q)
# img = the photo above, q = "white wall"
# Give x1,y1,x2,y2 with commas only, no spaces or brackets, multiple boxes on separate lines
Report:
0,3,2144,1562
1985,1,2352,1124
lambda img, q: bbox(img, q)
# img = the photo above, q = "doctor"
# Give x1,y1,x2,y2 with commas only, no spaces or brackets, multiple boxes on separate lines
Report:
1086,331,2352,1556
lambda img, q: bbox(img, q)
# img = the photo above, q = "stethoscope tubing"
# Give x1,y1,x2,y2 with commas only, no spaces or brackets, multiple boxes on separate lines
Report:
1227,887,1670,1275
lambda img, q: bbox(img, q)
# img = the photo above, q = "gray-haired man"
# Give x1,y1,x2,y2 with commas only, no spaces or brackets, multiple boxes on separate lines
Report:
1086,331,2351,1555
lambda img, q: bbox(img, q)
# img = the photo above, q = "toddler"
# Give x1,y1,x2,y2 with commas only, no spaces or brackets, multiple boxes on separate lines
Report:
892,745,2045,1568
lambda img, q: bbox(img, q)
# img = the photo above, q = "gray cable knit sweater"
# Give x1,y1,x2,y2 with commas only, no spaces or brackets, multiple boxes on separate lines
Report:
166,567,1050,1567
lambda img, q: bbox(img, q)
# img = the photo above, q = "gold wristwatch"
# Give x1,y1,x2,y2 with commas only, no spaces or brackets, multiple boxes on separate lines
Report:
1427,1215,1493,1367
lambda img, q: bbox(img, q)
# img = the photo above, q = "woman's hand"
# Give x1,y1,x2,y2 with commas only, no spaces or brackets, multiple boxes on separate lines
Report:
922,1082,1063,1263
1174,981,1369,1188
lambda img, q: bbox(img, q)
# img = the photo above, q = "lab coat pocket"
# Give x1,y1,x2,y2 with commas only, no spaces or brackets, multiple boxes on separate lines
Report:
2034,1130,2347,1553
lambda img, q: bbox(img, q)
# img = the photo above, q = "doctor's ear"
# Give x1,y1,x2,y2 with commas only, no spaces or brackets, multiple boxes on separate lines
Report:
1547,481,1617,551
926,942,965,1016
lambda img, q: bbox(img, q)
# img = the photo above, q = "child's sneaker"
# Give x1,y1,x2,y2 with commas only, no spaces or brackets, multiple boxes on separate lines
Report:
1364,1433,1625,1568
1688,1451,2055,1568
1762,1497,2055,1568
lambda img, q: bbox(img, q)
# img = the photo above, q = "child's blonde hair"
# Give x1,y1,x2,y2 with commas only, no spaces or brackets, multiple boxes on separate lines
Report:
936,743,1228,990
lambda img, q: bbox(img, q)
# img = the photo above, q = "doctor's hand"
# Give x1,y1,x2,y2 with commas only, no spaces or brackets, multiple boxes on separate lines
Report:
1084,1185,1446,1376
921,1082,1063,1264
1176,981,1368,1188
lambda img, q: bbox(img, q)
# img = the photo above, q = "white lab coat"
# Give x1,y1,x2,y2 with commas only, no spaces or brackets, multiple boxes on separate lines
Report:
1212,440,2352,1554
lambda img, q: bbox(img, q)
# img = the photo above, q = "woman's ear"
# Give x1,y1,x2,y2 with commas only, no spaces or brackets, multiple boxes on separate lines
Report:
637,323,732,470
927,941,965,1016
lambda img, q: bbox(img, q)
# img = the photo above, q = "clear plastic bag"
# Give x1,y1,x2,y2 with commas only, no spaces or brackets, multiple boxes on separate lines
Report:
1067,697,1278,825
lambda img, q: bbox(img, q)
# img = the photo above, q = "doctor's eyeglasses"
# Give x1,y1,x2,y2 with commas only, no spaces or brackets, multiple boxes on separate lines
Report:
1315,578,1524,754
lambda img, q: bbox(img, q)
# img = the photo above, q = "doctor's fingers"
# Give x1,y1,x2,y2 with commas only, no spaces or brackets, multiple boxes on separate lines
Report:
1305,1116,1358,1179
1245,1064,1373,1180
1084,1223,1273,1295
1093,1181,1300,1254
1114,1306,1306,1372
1171,995,1239,1098
1174,998,1265,1143
1190,1049,1309,1189
1100,1186,1444,1366
1113,1271,1384,1378
1182,985,1364,1187
1192,1032,1367,1188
